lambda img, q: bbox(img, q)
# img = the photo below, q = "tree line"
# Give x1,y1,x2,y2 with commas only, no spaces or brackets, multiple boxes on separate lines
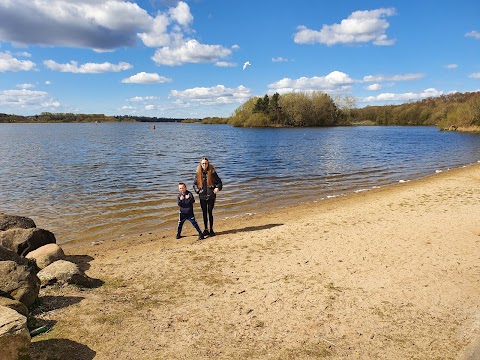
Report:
0,113,186,123
222,91,480,131
1,91,479,131
349,92,480,130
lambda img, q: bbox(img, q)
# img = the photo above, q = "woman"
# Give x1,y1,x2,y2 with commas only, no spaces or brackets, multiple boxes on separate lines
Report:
193,157,222,237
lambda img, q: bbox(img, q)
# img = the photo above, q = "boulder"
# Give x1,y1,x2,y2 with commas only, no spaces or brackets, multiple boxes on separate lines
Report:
0,296,28,317
0,228,56,256
0,260,40,308
0,305,30,360
0,246,30,266
26,243,65,269
38,260,98,288
0,213,36,231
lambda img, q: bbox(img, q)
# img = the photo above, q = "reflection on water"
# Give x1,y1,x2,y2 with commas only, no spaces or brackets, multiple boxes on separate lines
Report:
1,122,479,244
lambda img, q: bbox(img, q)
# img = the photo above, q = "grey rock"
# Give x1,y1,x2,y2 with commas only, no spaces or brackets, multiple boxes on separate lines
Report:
0,228,56,256
0,260,40,308
0,213,36,231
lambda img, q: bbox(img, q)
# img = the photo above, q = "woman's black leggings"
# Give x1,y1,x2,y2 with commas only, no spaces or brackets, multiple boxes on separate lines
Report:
200,198,215,230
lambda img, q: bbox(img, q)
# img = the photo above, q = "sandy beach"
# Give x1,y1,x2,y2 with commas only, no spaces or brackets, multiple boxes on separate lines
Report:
29,163,480,360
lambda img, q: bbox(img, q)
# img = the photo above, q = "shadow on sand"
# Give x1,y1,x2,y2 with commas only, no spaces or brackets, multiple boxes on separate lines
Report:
216,223,283,236
30,338,96,360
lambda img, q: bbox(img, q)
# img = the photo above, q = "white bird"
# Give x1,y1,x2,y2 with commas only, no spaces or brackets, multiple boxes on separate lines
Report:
243,61,251,70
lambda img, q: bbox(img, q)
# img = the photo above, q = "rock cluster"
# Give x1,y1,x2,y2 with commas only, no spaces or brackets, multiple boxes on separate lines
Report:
0,213,99,360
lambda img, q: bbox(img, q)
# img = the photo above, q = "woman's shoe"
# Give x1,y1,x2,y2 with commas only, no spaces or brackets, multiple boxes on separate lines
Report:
203,229,210,236
209,230,215,237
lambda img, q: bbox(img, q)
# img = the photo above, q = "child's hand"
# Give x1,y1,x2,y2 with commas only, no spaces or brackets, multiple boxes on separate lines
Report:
179,195,184,200
185,193,190,199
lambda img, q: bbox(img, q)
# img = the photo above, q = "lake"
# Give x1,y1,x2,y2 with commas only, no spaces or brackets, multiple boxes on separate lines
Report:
1,122,479,244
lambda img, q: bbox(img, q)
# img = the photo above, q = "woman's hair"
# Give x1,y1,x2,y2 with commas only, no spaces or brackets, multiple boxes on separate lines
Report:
196,158,216,188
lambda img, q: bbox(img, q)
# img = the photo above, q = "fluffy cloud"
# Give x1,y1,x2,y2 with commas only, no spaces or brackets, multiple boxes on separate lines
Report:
465,31,480,39
152,39,232,66
138,1,193,48
0,52,36,72
294,8,396,46
0,0,152,51
170,85,252,105
362,73,424,82
365,83,382,91
44,60,132,73
272,57,289,63
268,71,354,94
215,61,236,67
127,96,159,102
361,88,444,104
121,72,171,84
444,64,458,69
0,89,59,109
16,83,34,89
469,73,480,79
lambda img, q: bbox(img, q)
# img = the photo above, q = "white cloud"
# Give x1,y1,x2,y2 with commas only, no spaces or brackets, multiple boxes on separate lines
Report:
121,72,171,84
365,83,381,91
0,89,59,110
17,83,34,89
465,31,480,39
294,8,396,46
272,57,289,62
469,73,480,79
45,81,52,85
0,0,152,51
215,61,236,67
168,1,193,27
138,13,172,47
152,39,232,66
0,52,36,72
138,1,194,48
361,88,444,104
145,104,155,111
444,64,458,69
127,96,159,102
170,85,252,105
44,60,132,73
268,71,354,94
362,73,424,82
15,51,31,58
128,96,144,102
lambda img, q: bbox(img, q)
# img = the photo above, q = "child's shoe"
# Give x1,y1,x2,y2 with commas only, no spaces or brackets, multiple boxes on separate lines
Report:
209,229,216,237
198,234,205,240
202,229,210,236
176,234,181,239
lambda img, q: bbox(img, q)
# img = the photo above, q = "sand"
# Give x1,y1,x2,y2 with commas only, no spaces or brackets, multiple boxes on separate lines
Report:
29,163,480,360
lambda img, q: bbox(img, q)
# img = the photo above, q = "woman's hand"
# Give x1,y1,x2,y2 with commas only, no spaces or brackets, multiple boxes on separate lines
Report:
213,188,219,194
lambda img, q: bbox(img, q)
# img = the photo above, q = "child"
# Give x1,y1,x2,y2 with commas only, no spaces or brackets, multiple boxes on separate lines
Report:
176,182,204,240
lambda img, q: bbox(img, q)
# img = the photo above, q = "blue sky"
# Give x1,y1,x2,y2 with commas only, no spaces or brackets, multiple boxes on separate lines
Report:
0,0,479,118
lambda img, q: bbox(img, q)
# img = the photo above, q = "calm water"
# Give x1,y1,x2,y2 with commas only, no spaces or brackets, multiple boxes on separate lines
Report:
1,122,479,244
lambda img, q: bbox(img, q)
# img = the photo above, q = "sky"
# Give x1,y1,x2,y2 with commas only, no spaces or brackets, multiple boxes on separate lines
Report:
0,0,479,119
